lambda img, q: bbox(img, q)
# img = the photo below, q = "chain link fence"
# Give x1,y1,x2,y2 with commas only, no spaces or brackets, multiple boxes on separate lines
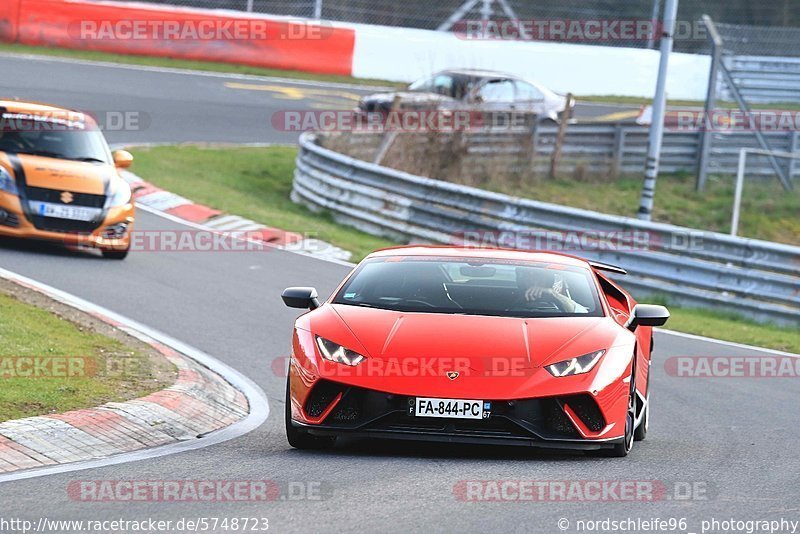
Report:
716,22,800,57
124,0,799,53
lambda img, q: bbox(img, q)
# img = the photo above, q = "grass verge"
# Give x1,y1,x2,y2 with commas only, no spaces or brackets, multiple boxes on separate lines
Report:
0,280,175,422
0,43,401,88
130,144,799,354
130,144,396,260
658,306,798,355
474,171,799,247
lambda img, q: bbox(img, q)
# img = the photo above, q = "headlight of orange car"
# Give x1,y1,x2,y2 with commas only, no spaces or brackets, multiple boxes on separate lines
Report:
107,181,132,207
0,166,18,195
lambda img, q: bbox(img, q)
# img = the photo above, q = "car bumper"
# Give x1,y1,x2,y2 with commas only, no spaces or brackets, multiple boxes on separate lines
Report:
289,377,627,450
0,194,134,250
295,420,623,451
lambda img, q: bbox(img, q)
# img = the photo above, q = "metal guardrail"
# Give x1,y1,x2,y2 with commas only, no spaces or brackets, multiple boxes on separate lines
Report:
293,132,800,326
322,124,800,181
720,55,800,104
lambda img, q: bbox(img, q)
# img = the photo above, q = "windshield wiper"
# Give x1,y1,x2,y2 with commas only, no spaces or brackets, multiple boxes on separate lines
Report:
18,150,69,159
70,157,107,164
344,302,381,309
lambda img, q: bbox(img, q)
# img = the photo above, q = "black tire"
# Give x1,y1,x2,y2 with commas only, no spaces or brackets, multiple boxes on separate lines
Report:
102,248,129,260
285,377,336,450
634,374,650,442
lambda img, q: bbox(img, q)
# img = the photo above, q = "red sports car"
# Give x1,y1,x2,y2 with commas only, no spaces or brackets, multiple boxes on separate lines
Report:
282,246,669,457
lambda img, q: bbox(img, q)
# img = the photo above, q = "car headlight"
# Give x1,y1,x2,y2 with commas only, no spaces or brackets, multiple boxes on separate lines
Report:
546,350,605,377
107,181,132,207
0,166,18,195
316,336,365,366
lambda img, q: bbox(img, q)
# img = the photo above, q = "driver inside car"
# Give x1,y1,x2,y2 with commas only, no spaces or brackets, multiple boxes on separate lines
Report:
515,267,588,314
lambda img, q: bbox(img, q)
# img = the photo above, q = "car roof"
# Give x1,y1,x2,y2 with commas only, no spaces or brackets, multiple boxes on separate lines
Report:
366,245,592,268
438,68,520,80
0,99,81,115
431,70,554,94
0,100,97,129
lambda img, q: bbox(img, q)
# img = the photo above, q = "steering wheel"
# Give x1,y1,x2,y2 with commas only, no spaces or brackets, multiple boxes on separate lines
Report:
507,293,566,313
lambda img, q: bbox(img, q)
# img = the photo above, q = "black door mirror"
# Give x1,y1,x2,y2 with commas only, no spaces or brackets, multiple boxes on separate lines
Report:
626,304,670,331
282,287,321,310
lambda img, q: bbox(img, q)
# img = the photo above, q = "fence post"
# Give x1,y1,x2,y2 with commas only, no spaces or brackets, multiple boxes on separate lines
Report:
696,14,722,192
373,96,402,165
637,0,679,221
529,119,540,175
548,94,572,179
646,0,662,49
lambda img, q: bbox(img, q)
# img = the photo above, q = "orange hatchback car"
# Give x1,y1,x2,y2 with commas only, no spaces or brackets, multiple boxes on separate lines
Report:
0,100,135,259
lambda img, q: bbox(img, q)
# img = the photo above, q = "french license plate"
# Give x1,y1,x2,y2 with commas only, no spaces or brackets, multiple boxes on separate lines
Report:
412,397,490,420
29,201,101,222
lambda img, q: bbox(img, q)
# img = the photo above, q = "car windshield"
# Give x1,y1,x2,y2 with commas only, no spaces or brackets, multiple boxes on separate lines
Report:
408,73,481,100
0,112,110,163
333,256,604,318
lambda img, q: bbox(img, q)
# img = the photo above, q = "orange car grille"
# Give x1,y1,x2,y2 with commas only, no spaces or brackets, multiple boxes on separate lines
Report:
25,187,106,208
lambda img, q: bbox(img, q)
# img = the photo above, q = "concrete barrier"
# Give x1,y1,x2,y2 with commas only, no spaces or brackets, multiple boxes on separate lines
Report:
8,0,355,75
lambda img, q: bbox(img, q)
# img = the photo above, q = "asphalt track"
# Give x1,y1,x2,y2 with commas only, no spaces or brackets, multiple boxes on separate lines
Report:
0,54,798,533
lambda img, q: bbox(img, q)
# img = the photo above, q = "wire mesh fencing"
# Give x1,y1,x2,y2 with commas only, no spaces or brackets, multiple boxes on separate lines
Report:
120,0,800,53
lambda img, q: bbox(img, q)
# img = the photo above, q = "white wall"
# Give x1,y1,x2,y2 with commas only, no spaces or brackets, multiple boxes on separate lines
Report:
349,23,710,100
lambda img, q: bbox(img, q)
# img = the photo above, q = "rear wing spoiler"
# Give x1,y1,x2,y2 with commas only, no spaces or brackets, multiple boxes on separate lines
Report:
588,261,627,275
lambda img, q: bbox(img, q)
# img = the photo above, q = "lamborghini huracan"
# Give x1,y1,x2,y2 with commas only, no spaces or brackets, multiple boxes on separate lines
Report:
0,100,135,259
282,246,669,457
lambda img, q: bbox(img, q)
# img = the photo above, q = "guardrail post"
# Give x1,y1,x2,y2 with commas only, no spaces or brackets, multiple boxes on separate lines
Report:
529,120,540,176
611,125,625,178
791,131,800,180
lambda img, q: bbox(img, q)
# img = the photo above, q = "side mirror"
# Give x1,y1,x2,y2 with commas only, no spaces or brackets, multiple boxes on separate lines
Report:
626,304,670,332
113,150,134,169
282,287,321,310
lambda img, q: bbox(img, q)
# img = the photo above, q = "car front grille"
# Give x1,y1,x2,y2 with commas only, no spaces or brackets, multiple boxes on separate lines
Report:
561,394,606,432
27,217,99,234
309,382,606,441
25,187,106,208
0,209,20,228
305,381,349,418
23,187,106,233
